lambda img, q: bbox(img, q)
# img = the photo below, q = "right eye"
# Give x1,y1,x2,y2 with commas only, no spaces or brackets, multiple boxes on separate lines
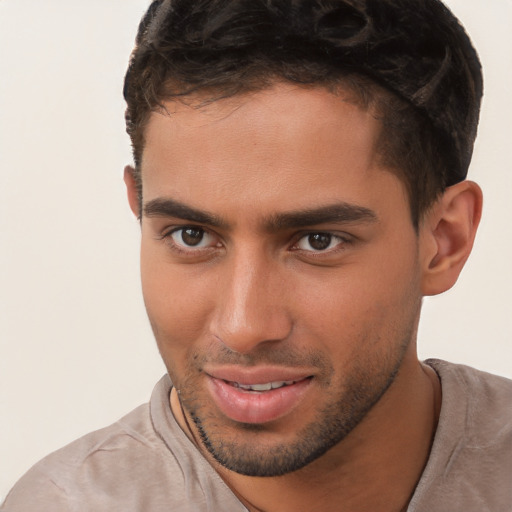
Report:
169,227,218,249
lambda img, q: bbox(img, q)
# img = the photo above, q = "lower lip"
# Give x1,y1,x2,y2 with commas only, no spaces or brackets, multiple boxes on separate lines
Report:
206,376,312,424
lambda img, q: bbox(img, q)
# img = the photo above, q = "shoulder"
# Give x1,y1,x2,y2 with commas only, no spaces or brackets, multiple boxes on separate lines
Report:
410,360,512,511
429,357,512,396
1,403,162,511
1,376,245,512
2,379,185,511
428,358,512,437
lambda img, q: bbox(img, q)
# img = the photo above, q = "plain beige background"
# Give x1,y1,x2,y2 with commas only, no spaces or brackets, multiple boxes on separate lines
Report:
1,0,511,501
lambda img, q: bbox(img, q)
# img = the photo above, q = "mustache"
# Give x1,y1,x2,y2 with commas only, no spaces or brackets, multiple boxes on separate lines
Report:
193,343,333,373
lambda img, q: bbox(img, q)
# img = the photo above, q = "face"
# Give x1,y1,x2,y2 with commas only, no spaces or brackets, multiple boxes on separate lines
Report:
136,83,424,477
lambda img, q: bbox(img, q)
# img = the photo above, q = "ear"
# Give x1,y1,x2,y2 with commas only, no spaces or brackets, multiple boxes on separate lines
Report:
124,165,140,218
420,180,483,296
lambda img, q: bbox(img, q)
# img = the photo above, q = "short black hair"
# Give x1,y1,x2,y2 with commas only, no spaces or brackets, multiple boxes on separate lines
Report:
124,0,483,225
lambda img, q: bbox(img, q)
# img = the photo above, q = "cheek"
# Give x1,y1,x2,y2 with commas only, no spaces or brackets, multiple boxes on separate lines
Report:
140,244,215,360
293,249,421,358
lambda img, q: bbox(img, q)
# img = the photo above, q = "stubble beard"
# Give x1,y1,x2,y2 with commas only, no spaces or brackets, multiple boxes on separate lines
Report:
174,334,411,478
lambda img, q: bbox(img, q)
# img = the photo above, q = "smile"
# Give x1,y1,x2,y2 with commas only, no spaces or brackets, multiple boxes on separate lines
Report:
207,374,313,424
228,380,300,392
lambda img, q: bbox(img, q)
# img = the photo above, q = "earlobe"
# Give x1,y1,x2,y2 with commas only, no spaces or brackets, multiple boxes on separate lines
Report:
124,165,141,219
421,181,483,296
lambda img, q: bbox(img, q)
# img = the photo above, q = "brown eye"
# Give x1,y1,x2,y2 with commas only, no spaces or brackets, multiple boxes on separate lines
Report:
295,233,346,252
170,227,214,248
181,228,204,246
308,233,332,250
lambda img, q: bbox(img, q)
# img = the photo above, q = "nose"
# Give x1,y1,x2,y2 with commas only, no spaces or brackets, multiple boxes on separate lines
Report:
209,249,293,354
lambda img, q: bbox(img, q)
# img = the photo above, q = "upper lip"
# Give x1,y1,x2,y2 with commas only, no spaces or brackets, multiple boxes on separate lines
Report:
203,365,314,385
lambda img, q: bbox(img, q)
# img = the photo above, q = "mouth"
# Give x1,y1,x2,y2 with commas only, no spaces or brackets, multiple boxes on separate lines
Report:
205,371,314,424
227,379,306,392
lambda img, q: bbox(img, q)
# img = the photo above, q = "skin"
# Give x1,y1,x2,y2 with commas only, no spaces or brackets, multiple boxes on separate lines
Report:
125,83,482,511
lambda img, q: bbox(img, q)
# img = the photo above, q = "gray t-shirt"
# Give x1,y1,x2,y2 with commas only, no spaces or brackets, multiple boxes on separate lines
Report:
2,360,511,511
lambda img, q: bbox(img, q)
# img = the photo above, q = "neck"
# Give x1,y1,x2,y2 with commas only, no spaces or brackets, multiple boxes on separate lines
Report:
171,355,441,512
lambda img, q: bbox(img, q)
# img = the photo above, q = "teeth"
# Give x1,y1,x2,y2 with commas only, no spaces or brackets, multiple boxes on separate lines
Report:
234,380,295,391
239,383,272,391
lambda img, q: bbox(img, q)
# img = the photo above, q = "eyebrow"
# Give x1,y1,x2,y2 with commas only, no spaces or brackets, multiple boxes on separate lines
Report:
264,203,378,231
143,198,228,228
143,197,377,231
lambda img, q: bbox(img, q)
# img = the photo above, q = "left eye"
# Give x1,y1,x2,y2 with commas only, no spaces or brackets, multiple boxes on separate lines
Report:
295,233,345,252
170,227,216,249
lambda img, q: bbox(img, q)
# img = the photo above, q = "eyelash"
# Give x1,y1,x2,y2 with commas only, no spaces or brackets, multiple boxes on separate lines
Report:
158,226,353,258
159,226,221,256
290,232,352,256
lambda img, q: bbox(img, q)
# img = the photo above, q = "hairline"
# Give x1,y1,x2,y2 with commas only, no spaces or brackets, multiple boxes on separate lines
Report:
133,76,435,231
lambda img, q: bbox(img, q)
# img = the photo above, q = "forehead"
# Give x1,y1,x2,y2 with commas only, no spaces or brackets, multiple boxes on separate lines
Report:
140,83,406,221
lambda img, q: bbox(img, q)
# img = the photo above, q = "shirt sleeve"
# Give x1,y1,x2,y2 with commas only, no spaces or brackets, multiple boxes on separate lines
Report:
1,465,75,512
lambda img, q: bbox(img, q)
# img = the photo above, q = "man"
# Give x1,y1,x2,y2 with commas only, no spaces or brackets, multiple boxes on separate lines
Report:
2,0,511,510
